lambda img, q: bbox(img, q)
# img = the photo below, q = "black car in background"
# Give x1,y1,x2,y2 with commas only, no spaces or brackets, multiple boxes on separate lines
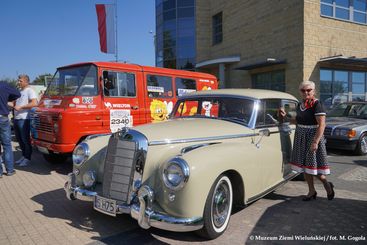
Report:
324,102,367,155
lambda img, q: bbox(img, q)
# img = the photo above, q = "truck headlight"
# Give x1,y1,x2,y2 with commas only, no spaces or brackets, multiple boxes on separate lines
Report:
83,170,96,188
162,157,189,191
72,142,90,165
53,122,59,133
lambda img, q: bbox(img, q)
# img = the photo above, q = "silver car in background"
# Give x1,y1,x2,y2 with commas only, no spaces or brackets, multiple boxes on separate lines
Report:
324,102,367,155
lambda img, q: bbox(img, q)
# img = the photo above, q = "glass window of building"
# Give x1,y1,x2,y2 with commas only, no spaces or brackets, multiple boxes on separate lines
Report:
212,12,223,45
321,0,367,24
352,72,366,101
156,0,196,70
320,69,367,109
252,70,285,92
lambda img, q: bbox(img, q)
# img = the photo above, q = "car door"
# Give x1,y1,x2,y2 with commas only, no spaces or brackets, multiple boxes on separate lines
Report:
253,99,285,191
280,99,297,177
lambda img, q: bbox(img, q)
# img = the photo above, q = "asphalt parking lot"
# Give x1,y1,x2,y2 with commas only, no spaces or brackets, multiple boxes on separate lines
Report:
0,142,366,245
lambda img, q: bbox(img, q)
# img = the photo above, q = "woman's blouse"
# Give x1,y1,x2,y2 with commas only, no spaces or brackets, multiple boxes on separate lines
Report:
296,99,326,125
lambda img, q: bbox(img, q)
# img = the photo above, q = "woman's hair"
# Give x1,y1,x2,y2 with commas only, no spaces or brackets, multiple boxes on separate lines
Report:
299,80,316,90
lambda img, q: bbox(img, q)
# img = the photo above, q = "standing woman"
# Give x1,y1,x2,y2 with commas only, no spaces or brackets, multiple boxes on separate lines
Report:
280,81,335,201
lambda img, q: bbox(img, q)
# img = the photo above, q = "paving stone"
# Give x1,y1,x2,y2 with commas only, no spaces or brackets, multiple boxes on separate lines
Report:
1,142,367,245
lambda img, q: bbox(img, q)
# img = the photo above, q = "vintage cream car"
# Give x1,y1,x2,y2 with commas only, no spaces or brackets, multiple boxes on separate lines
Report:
64,89,298,239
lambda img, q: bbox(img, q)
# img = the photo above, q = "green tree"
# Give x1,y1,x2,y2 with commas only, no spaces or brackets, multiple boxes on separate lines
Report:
33,73,52,85
1,77,18,88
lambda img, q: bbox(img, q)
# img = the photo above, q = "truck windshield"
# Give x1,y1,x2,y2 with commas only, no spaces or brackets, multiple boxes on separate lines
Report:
45,65,98,96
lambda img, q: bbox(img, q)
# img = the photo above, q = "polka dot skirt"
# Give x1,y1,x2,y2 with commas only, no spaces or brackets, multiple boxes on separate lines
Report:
290,125,330,175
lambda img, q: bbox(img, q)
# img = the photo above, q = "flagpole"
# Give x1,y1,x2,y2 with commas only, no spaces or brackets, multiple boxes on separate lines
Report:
115,0,118,62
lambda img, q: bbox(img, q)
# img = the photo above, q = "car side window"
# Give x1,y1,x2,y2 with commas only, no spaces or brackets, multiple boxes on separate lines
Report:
359,105,367,119
281,100,297,124
147,75,173,98
256,99,281,127
103,70,136,97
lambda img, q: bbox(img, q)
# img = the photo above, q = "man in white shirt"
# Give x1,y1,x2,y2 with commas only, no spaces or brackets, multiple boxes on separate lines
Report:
13,75,37,167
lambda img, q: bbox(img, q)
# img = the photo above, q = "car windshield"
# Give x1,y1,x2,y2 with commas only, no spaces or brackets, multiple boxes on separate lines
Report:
328,103,367,119
171,97,255,125
45,65,98,96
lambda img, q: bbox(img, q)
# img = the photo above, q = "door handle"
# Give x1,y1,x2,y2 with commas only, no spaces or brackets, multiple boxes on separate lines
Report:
131,106,139,110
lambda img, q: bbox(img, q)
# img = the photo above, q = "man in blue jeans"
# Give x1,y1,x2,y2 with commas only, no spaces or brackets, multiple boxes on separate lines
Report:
13,75,38,167
0,81,21,177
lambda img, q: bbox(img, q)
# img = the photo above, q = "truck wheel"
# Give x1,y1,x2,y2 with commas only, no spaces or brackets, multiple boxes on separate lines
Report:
196,175,233,239
43,152,68,164
355,133,367,155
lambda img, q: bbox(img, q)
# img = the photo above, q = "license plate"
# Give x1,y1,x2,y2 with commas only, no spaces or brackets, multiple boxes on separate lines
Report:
37,146,49,154
94,195,117,216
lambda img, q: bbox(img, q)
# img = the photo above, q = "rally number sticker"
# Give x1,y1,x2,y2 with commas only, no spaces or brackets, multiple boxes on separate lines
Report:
110,110,133,133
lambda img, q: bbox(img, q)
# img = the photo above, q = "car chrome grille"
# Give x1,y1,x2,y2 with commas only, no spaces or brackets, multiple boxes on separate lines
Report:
102,136,137,204
324,127,332,136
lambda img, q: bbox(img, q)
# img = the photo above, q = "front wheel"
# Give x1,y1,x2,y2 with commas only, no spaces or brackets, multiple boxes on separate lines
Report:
355,133,367,155
43,152,69,164
197,175,233,240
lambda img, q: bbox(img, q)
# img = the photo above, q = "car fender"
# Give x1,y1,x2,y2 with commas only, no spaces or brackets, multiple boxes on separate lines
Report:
73,134,111,185
156,140,258,218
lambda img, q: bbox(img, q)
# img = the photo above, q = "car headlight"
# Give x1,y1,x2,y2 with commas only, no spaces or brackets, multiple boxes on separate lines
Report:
72,142,90,165
162,157,190,191
83,170,96,188
333,128,356,138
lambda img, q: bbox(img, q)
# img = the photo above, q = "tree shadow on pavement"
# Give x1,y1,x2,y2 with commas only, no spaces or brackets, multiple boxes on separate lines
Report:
246,192,367,244
87,229,170,245
31,188,168,244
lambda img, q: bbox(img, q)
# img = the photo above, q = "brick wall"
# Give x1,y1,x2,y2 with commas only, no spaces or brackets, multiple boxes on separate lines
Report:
196,0,367,98
196,0,304,96
304,0,367,91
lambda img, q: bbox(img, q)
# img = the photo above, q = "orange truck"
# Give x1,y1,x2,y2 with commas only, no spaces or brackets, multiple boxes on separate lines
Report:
31,62,218,163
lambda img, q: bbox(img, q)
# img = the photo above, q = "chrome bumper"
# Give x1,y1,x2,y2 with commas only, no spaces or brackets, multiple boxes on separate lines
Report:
64,173,203,232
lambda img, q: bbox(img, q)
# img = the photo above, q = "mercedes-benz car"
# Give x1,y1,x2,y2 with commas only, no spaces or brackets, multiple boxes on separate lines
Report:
324,101,367,155
64,89,298,239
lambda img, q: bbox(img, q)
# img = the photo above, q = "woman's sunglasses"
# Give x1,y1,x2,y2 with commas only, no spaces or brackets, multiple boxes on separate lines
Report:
300,88,313,93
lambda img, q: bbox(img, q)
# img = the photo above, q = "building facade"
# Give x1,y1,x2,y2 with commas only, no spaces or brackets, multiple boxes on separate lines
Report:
156,0,367,105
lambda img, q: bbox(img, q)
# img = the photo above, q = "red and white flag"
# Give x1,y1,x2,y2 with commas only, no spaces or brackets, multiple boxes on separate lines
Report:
96,4,116,54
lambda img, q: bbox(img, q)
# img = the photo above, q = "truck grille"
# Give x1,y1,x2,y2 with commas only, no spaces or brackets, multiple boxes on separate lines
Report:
102,136,137,204
31,113,58,133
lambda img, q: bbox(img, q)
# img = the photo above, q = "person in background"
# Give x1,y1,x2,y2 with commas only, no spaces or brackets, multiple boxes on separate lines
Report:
13,75,37,167
0,81,21,177
279,80,335,201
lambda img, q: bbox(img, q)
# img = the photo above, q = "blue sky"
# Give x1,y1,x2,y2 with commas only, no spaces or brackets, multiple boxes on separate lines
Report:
0,0,155,82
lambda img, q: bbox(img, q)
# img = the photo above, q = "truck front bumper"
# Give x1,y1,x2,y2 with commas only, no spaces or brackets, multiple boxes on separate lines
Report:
33,139,75,154
64,173,203,232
